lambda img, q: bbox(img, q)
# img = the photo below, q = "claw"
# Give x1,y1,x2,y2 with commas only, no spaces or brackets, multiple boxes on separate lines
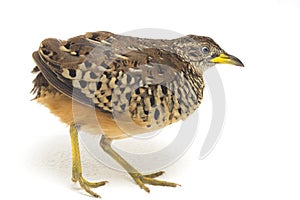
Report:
77,177,107,198
144,171,165,178
130,172,180,193
80,177,108,188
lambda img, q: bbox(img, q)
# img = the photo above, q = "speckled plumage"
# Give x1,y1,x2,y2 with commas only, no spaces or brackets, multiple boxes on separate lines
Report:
31,31,243,197
32,31,210,136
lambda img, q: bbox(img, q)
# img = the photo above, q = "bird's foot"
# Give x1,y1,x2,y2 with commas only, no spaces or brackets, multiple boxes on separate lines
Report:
130,171,180,193
72,176,108,198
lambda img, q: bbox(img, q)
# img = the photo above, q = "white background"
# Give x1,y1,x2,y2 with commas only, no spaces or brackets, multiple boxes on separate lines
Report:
1,0,300,199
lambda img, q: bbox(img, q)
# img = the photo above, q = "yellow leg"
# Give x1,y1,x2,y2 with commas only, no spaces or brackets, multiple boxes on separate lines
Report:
100,136,180,193
70,124,107,198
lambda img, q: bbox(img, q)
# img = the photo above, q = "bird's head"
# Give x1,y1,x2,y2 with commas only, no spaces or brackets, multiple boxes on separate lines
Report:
173,35,244,72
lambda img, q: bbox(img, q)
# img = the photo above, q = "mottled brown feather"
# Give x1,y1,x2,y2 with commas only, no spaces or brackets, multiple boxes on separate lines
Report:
32,31,206,138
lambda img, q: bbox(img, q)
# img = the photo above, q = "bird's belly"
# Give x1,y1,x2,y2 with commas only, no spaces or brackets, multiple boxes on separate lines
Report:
36,89,171,140
36,90,127,139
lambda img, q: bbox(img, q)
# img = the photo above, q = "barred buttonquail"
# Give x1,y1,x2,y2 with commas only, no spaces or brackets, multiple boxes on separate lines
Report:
32,31,243,198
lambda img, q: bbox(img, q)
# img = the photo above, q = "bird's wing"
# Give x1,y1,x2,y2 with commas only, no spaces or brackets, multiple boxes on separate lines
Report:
32,32,115,110
33,32,202,130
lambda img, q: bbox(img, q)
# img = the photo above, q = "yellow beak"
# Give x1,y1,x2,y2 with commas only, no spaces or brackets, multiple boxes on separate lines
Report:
210,53,244,67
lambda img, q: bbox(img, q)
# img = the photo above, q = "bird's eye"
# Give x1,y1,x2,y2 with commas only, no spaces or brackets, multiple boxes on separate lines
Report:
201,46,210,54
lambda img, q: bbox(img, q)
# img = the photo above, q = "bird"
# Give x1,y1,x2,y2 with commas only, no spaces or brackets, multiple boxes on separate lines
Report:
31,31,244,198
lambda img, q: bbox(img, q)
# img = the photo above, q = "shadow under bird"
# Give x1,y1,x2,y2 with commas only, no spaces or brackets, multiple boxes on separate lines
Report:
31,31,244,198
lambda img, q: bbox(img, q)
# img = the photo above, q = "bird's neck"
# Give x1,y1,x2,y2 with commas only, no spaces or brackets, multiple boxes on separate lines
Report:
159,38,205,105
182,65,205,105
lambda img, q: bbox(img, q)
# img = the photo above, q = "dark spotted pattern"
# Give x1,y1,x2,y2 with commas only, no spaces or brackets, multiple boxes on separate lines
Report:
33,31,208,129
